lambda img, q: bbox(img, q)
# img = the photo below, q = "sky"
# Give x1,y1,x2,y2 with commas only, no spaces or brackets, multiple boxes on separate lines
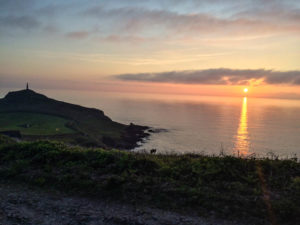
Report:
0,0,300,98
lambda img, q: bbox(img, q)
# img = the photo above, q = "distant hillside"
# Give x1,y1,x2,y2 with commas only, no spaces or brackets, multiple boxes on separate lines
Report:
0,89,148,149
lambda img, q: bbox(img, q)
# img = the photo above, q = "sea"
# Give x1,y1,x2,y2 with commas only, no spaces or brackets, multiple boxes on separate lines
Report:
1,88,300,157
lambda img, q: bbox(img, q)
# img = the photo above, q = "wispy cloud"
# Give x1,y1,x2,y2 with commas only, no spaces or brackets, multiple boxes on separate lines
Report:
66,31,90,40
81,3,300,41
1,0,299,41
0,15,40,30
115,68,300,86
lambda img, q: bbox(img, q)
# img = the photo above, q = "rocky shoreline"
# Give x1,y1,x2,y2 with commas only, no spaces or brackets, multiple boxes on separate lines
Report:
126,127,169,151
120,123,150,150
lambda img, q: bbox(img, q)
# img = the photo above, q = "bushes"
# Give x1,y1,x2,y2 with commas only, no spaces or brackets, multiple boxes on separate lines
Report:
0,134,16,145
0,140,299,224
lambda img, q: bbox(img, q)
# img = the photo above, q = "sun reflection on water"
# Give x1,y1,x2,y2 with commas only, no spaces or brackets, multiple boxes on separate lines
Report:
234,97,249,155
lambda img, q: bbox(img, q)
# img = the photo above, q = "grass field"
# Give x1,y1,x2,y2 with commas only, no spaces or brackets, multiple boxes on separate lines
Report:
0,139,299,224
0,112,76,135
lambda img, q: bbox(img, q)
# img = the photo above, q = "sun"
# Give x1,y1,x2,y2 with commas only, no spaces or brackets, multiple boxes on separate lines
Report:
243,88,248,93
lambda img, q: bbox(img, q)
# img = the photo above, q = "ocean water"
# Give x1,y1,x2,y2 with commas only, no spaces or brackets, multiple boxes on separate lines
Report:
1,88,300,157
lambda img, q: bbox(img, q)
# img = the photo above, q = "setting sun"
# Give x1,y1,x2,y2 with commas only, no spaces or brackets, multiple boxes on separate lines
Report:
243,88,248,93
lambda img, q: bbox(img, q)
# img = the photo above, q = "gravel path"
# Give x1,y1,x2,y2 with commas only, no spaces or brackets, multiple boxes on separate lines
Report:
0,183,247,225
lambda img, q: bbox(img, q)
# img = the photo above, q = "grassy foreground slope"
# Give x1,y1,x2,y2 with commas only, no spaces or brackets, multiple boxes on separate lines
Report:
0,138,299,224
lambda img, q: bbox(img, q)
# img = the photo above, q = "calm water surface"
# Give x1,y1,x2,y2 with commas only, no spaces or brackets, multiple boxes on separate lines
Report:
1,88,300,156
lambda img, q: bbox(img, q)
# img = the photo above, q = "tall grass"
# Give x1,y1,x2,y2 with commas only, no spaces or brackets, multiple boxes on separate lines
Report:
0,140,299,224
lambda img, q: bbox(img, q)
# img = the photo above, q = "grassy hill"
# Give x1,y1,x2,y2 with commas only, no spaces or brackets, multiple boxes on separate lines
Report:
0,89,148,149
0,138,299,225
0,112,75,135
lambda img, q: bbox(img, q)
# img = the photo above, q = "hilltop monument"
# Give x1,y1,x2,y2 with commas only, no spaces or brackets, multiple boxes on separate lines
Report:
26,83,29,90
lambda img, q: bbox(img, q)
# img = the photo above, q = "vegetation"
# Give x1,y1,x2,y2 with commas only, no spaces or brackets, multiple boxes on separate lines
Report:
0,89,148,149
0,137,299,224
0,134,16,144
0,112,75,135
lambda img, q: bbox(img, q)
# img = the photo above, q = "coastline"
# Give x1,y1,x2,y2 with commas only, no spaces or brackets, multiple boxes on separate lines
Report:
119,123,150,150
129,128,169,152
0,89,152,150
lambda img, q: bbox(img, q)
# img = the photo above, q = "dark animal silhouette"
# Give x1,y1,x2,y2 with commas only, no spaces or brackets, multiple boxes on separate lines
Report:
150,149,157,154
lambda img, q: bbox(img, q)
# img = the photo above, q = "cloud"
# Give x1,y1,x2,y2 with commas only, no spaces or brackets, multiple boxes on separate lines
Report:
0,15,40,30
81,3,300,40
115,68,300,86
66,31,90,39
1,1,300,41
43,25,59,34
98,34,153,44
0,0,36,13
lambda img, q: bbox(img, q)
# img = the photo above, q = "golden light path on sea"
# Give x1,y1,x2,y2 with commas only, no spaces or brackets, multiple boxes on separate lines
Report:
234,97,249,155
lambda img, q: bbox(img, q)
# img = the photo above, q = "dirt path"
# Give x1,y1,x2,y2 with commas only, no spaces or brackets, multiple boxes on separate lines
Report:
0,183,247,225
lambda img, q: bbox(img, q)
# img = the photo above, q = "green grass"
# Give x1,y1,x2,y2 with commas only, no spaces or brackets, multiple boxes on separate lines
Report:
0,134,16,144
0,112,76,135
0,139,299,224
0,90,147,148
